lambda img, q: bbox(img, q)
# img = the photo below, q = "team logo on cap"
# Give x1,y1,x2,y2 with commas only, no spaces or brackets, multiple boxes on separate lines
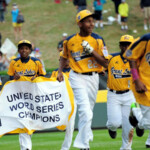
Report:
78,16,81,21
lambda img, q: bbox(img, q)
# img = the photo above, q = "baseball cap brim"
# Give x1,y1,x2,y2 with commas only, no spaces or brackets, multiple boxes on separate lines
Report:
76,10,95,23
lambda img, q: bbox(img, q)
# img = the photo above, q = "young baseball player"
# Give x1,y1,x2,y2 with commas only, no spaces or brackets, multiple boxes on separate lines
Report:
106,35,135,150
7,40,46,150
123,33,150,138
57,9,108,150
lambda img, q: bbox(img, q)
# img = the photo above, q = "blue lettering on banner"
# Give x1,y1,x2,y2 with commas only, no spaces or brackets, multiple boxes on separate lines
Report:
34,92,61,103
18,112,60,122
9,102,34,111
7,92,33,102
36,102,64,113
7,92,61,103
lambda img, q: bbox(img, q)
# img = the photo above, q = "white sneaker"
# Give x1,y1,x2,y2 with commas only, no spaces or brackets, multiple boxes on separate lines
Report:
144,25,148,30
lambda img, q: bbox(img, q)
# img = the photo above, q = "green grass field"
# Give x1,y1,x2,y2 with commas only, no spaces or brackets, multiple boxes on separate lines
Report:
0,129,149,150
0,0,148,69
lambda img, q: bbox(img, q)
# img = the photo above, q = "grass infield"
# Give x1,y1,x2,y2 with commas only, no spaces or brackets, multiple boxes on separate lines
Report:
0,129,149,150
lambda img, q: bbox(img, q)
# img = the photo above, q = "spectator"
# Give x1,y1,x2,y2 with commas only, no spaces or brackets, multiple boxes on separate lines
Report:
106,35,135,150
73,0,87,13
119,0,129,30
93,0,106,29
11,3,23,41
0,0,7,23
140,0,150,30
111,0,121,23
57,33,68,52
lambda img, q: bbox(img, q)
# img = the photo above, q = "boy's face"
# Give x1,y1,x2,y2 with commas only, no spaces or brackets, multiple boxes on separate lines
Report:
79,16,94,35
18,45,31,59
119,42,130,54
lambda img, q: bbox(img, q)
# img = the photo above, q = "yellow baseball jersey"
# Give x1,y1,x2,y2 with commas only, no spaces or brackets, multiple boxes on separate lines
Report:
62,33,108,73
51,68,71,78
8,57,46,77
107,54,131,91
124,33,150,106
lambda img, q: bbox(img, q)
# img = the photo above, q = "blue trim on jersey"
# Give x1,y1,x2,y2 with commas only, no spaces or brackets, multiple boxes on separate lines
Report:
63,68,71,72
109,52,128,64
54,68,71,72
110,52,120,57
66,34,76,41
21,57,30,63
30,57,40,62
14,57,20,61
130,33,150,50
91,33,106,46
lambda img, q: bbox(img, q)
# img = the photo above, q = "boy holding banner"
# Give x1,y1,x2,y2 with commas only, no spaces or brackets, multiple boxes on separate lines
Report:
7,40,46,150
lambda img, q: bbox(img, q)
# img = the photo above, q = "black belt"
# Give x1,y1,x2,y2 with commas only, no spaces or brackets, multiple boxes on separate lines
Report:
109,89,129,94
73,71,98,76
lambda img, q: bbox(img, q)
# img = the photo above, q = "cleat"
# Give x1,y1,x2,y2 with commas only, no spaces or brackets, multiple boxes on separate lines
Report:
129,102,139,127
146,144,150,148
108,129,117,139
136,126,144,137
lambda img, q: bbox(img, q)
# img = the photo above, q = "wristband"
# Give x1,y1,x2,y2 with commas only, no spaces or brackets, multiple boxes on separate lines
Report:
131,68,139,81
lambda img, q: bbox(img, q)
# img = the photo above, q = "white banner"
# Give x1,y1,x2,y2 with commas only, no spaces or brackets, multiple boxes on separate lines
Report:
0,76,75,136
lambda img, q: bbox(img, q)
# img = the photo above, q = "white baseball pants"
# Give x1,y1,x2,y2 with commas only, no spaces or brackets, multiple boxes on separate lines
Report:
106,90,135,150
132,105,150,130
19,133,32,150
61,102,77,150
69,70,99,149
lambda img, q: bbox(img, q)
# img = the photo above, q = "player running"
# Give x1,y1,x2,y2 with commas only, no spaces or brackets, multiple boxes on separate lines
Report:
106,35,135,150
124,33,150,138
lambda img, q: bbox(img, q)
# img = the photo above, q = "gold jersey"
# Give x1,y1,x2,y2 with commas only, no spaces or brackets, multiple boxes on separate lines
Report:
8,57,46,77
62,33,108,73
124,33,150,106
107,54,131,91
51,68,71,78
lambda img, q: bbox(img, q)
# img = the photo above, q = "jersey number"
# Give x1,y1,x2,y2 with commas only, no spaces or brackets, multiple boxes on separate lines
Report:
88,60,98,69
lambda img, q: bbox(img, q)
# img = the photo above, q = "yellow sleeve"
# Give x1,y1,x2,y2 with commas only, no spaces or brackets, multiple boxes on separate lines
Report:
50,71,58,78
123,38,146,60
7,60,15,76
62,40,68,59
